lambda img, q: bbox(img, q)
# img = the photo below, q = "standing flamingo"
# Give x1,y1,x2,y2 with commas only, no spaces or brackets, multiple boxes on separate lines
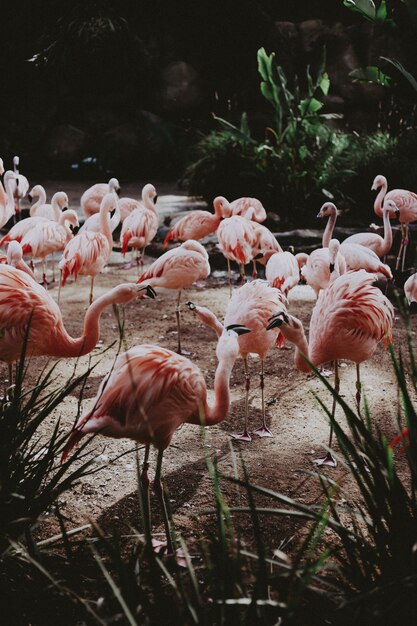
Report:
120,185,159,269
21,210,79,286
11,156,29,218
187,279,287,440
81,177,120,218
59,193,115,304
118,183,158,223
217,216,256,289
265,251,300,296
80,200,120,234
0,171,18,229
251,222,282,276
0,241,36,278
267,270,394,466
137,240,210,354
61,325,249,554
221,196,267,223
372,174,417,270
163,196,228,247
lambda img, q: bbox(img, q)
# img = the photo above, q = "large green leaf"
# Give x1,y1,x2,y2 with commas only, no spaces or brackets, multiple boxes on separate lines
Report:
349,66,391,87
343,0,376,20
381,56,417,92
299,97,323,116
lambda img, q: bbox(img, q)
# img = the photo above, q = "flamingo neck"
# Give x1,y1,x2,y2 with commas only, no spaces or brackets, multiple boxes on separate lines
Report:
381,208,392,255
293,333,311,373
213,200,224,219
374,181,387,218
51,196,63,221
30,188,47,216
100,206,113,248
322,208,337,248
142,190,157,214
2,175,16,222
110,201,121,231
193,305,224,338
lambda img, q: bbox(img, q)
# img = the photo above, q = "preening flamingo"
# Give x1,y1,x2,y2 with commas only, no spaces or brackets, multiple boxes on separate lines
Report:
217,215,256,289
0,241,35,278
163,196,227,247
0,171,18,229
267,270,394,466
29,188,69,222
11,156,29,217
137,240,210,354
187,279,287,441
120,184,159,269
21,210,79,286
0,264,155,367
61,325,249,554
221,196,267,223
118,183,158,223
265,251,300,296
81,177,120,218
372,174,417,271
59,193,115,304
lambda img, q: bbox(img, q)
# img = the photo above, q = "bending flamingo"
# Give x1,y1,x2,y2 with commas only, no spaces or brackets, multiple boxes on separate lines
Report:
187,279,287,440
137,240,210,354
11,156,29,217
0,241,36,278
0,171,17,229
120,185,159,269
251,222,282,275
267,270,394,466
59,193,115,304
222,196,267,223
61,325,249,554
404,273,417,308
265,251,299,296
118,183,158,223
217,215,256,289
81,177,120,218
163,196,228,248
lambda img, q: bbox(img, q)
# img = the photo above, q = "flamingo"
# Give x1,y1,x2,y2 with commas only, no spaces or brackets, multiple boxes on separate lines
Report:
217,216,257,289
0,214,52,248
59,193,115,304
0,241,36,278
81,177,120,218
372,175,417,271
163,196,228,248
0,171,18,229
29,187,69,221
120,185,159,269
11,156,29,218
267,270,394,466
118,183,158,223
222,196,267,223
251,222,282,276
21,210,79,286
301,247,345,295
404,273,417,308
0,158,6,208
137,240,210,354
265,251,300,295
0,265,155,369
187,279,287,440
61,325,250,555
79,199,120,234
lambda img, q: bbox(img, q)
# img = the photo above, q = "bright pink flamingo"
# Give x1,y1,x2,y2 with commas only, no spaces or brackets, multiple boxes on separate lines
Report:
120,185,159,269
11,156,29,217
267,270,394,466
81,177,120,218
163,196,228,248
61,325,249,554
265,251,299,295
137,240,210,354
372,174,417,270
217,215,257,289
21,210,79,286
221,196,267,223
59,193,115,304
187,279,287,441
29,187,69,221
118,183,158,223
0,171,18,228
0,241,36,279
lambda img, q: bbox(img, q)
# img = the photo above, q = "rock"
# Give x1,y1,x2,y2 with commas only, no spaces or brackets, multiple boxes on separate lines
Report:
160,61,204,112
45,124,86,163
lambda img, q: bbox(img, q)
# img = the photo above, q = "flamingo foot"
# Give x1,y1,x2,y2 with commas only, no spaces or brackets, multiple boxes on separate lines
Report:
231,430,252,442
176,349,192,356
253,425,273,438
319,366,333,378
314,451,337,468
150,539,191,568
121,262,137,270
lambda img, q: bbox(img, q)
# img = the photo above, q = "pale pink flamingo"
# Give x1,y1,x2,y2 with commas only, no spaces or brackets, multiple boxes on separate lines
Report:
61,325,249,554
80,199,120,234
120,185,159,269
163,196,227,247
0,241,36,279
404,273,417,307
187,279,287,440
81,177,120,218
267,270,394,466
295,252,308,272
137,240,210,354
0,171,18,229
11,156,29,218
221,196,267,223
251,222,282,275
217,215,257,289
301,248,344,295
0,159,6,208
265,251,299,295
0,214,51,248
29,187,69,221
372,174,417,270
21,210,79,286
118,183,158,223
0,265,155,384
59,193,115,304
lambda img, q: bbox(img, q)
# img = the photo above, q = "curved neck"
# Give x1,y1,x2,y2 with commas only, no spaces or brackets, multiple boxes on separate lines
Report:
100,206,113,247
193,305,223,338
188,354,236,426
381,208,392,255
213,200,224,219
51,196,63,221
322,209,337,248
110,201,121,230
142,190,157,214
374,182,387,218
30,188,47,215
293,333,311,373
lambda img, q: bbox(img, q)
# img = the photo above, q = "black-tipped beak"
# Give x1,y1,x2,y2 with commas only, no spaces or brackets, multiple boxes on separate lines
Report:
316,212,322,218
145,285,156,299
15,178,19,187
110,208,116,218
186,301,196,310
226,324,251,336
154,195,158,204
63,205,68,212
329,263,335,273
27,194,33,203
395,208,400,219
267,311,289,331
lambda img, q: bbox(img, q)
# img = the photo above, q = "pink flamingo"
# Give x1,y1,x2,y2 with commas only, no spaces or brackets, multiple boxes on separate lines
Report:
61,325,249,554
187,279,287,440
267,270,394,466
120,185,159,269
0,159,6,208
301,247,344,295
251,222,282,275
0,241,36,278
372,174,417,270
265,251,300,295
404,273,417,307
29,187,69,221
222,196,267,223
118,183,158,223
21,210,79,286
163,196,228,248
11,156,29,217
59,193,115,304
80,200,120,234
137,240,210,354
0,171,18,228
217,215,257,288
81,177,120,218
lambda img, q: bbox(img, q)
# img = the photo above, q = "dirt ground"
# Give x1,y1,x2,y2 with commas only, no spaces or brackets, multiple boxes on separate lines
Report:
7,248,413,555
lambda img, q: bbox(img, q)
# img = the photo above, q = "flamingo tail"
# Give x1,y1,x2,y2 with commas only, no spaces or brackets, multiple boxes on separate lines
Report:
61,429,85,463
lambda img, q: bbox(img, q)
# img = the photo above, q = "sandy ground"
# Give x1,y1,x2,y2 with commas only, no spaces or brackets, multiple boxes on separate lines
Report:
7,247,411,554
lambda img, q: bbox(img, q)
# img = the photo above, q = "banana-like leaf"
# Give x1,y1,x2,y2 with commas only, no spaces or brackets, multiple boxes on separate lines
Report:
349,66,391,87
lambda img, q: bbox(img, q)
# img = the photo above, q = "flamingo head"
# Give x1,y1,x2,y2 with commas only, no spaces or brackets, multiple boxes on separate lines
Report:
61,209,79,230
7,240,23,264
213,196,231,218
217,324,251,362
108,177,121,196
317,202,337,219
384,198,400,219
52,191,69,211
142,183,157,204
0,158,4,176
186,301,196,311
404,273,417,309
267,311,303,342
112,283,156,305
371,174,387,191
28,184,44,203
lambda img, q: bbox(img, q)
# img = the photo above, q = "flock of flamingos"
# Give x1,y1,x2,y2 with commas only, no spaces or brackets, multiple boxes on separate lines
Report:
1,153,417,555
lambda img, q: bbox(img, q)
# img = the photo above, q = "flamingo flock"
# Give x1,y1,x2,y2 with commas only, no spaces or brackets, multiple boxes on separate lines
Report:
0,157,414,555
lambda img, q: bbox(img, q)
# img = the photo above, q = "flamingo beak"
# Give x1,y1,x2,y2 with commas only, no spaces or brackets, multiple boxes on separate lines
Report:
144,285,156,299
267,311,289,330
225,324,251,336
63,205,69,211
116,188,121,196
27,194,33,203
154,195,158,204
395,208,400,219
110,208,116,218
186,301,196,310
316,211,323,218
329,263,335,273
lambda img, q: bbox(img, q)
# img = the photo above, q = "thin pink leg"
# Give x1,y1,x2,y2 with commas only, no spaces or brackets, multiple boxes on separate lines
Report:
232,358,252,442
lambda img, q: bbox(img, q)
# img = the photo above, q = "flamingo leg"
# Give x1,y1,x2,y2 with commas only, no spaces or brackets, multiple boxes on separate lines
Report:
227,258,232,297
252,259,257,279
140,444,152,550
314,360,339,467
153,449,174,555
232,357,252,442
253,359,273,438
58,270,63,306
240,264,245,284
89,277,94,306
395,224,405,271
51,258,56,283
356,363,362,416
402,223,409,272
42,259,47,288
175,290,182,354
